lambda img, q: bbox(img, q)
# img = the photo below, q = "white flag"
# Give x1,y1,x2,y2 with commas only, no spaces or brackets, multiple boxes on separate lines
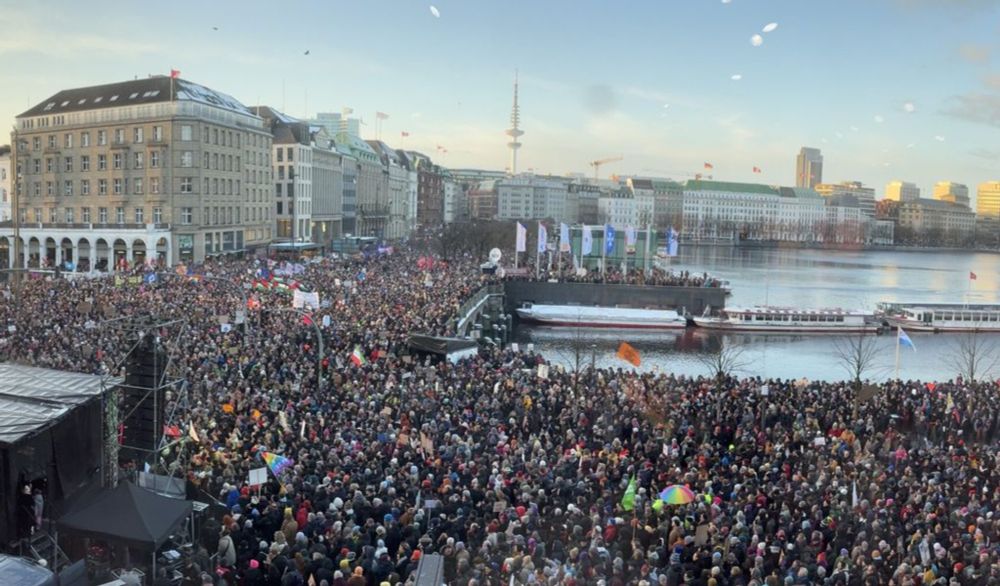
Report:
625,226,637,247
559,223,571,252
581,226,593,256
537,222,548,253
515,222,527,252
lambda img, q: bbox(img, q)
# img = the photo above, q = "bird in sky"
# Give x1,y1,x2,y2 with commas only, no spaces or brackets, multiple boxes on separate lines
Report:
304,50,310,55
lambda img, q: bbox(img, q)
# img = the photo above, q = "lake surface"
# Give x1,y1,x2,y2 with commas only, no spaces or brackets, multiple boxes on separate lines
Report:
514,246,1000,381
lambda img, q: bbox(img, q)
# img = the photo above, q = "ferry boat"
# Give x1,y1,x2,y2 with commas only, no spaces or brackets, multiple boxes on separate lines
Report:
693,306,879,334
515,303,687,329
878,302,1000,333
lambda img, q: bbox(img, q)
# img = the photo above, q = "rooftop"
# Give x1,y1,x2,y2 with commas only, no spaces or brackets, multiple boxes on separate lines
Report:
685,180,780,195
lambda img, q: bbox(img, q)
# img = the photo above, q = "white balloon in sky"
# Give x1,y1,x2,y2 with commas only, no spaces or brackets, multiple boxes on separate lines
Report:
731,74,742,81
662,103,670,109
750,34,763,47
762,22,778,33
934,135,945,142
429,5,440,18
903,102,916,113
874,115,884,123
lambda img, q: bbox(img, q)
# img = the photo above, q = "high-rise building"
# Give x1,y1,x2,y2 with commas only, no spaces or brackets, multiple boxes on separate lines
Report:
932,182,970,207
977,181,1000,220
311,111,361,138
505,72,524,175
3,76,273,270
814,181,877,217
795,147,823,189
885,180,920,202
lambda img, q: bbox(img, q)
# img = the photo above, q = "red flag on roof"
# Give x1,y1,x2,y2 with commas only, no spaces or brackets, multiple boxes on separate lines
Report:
970,271,977,280
753,166,762,174
401,131,410,138
703,162,714,170
170,69,181,79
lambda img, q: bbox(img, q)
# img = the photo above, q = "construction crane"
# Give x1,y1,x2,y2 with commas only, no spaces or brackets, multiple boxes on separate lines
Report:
590,156,624,180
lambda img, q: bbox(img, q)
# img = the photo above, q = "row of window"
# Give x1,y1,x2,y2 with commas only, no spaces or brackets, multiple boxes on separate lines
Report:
27,124,265,151
29,177,161,197
19,205,271,226
27,150,250,174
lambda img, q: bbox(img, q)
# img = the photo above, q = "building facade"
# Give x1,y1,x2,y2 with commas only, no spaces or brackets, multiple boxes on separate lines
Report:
814,181,877,218
496,175,571,221
255,107,314,243
2,77,273,270
885,180,920,202
467,180,498,220
795,147,823,189
366,141,410,240
598,187,636,229
976,181,1000,221
0,146,10,221
933,181,970,207
310,135,344,247
897,199,975,244
407,152,444,229
339,133,387,238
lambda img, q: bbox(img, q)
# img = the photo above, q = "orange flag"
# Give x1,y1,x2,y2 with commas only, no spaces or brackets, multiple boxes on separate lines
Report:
616,342,641,367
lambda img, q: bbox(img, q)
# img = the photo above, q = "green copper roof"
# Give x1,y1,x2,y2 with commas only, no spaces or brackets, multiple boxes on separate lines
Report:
685,180,780,195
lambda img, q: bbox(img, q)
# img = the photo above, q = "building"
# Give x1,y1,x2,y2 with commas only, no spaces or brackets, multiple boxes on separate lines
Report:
366,141,410,239
569,182,601,224
467,180,498,220
3,77,273,270
254,106,315,243
442,171,468,224
405,151,444,229
625,178,656,226
814,181,877,218
0,146,10,221
976,181,1000,220
932,181,970,207
505,73,524,175
338,133,387,237
897,198,976,244
311,111,361,138
885,180,920,202
496,175,571,221
795,147,822,189
598,187,636,229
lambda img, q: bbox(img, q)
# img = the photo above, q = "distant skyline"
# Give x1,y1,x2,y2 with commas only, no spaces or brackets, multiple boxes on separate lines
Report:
2,0,999,199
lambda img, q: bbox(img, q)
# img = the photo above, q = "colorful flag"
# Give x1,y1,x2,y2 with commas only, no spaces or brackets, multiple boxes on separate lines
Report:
143,272,157,285
621,475,637,511
515,222,527,252
703,162,714,170
604,225,615,254
897,326,916,351
582,226,593,256
617,342,641,367
261,451,294,477
537,222,548,253
559,222,571,253
350,345,368,366
170,69,181,79
970,271,977,280
301,313,314,326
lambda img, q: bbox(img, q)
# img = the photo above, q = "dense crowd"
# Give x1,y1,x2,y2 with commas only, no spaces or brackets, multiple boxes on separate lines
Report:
1,249,999,586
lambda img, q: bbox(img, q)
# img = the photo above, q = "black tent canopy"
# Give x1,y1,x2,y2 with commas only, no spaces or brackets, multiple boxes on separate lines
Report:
59,481,192,550
407,334,479,363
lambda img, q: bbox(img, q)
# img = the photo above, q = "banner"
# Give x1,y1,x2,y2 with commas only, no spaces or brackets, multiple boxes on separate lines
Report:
582,226,593,256
515,222,527,253
559,223,571,253
293,289,320,310
667,227,679,257
604,225,615,254
625,226,637,254
537,222,548,253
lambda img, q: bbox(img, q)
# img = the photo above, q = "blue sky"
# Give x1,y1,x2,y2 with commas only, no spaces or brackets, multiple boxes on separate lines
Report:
2,0,999,199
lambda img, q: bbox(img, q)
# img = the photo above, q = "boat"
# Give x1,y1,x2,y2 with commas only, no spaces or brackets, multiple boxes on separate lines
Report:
515,303,687,329
877,302,1000,333
693,306,878,334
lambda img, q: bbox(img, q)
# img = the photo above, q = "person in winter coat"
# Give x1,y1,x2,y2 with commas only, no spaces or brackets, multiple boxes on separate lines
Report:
217,528,237,568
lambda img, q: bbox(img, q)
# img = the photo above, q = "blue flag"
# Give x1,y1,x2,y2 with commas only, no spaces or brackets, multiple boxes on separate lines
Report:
897,327,915,351
604,225,615,254
667,227,679,257
144,272,157,285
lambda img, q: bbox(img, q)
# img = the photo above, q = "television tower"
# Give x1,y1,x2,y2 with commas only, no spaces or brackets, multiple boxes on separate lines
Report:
505,71,523,175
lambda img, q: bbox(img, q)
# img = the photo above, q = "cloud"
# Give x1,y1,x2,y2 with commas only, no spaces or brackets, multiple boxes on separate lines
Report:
985,74,1000,90
958,44,991,64
0,32,161,59
942,93,1000,127
969,147,1000,161
582,84,617,115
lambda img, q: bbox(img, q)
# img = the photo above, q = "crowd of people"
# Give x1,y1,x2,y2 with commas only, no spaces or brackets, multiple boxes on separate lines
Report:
1,247,998,586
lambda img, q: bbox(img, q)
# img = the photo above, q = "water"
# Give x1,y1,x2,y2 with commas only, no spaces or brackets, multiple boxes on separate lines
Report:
514,246,1000,381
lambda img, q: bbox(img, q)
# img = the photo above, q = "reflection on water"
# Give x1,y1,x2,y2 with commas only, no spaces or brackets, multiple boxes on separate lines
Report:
516,247,1000,381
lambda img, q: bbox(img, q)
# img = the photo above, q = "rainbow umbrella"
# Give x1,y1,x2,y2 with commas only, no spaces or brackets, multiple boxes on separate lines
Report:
659,485,696,505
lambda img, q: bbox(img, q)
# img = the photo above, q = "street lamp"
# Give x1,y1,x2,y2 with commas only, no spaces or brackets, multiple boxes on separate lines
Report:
259,306,325,391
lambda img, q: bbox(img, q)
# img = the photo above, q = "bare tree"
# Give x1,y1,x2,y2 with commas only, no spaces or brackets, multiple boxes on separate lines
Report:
832,332,883,418
697,336,748,383
946,328,1000,384
547,317,596,394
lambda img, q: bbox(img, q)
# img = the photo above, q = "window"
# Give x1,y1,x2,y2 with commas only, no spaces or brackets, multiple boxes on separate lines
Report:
133,127,144,143
150,177,160,194
32,137,40,150
81,155,90,171
48,135,56,148
212,178,218,194
98,179,107,195
212,207,219,224
133,152,144,169
213,128,218,144
98,207,107,223
152,126,162,141
81,132,90,147
204,152,210,168
204,207,210,225
116,207,125,224
180,125,193,141
64,180,73,196
276,149,283,162
46,181,54,196
81,180,90,195
153,207,162,223
134,207,144,223
114,128,125,144
82,207,91,223
97,130,107,146
113,153,123,169
213,153,218,169
204,178,210,195
113,178,122,195
98,154,107,170
277,201,283,214
65,207,74,223
150,151,160,168
64,156,72,172
32,159,40,173
49,208,57,223
46,158,53,172
180,177,193,193
181,207,192,224
64,133,73,148
286,147,293,161
33,208,42,222
275,183,282,197
278,166,285,180
134,178,143,194
180,151,193,167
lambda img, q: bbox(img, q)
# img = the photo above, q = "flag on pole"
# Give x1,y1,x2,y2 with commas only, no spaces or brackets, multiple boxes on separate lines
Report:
667,227,679,257
515,222,527,252
559,223,571,253
537,222,548,253
261,451,294,477
188,421,200,443
400,131,410,138
625,225,637,246
350,345,368,366
617,342,641,367
621,475,637,511
703,162,714,170
376,111,389,120
752,166,762,174
897,327,916,351
604,225,615,254
969,271,977,280
170,68,181,79
945,391,954,412
582,226,593,256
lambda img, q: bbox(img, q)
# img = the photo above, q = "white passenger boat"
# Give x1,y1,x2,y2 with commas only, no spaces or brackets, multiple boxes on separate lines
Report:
878,302,1000,333
515,303,687,329
693,306,878,334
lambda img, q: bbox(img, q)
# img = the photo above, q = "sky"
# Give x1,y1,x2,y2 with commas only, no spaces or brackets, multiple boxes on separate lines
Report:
2,0,999,200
